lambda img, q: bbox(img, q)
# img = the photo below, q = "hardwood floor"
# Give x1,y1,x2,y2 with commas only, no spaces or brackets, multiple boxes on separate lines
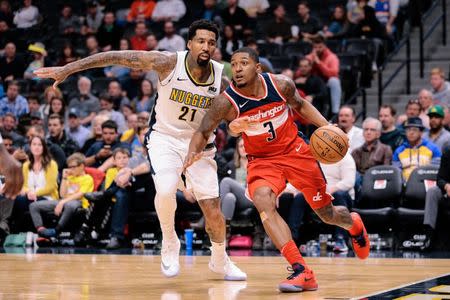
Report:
0,254,449,299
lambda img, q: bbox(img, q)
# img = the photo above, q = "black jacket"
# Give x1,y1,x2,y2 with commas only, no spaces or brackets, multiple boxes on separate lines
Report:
437,148,450,194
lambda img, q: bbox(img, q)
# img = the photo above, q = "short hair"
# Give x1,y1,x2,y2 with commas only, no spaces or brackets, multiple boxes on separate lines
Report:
78,76,92,87
2,133,13,141
7,80,20,90
67,153,86,166
406,99,422,110
99,93,113,103
311,35,326,44
113,147,131,158
299,1,310,9
362,117,382,131
48,113,64,124
30,125,45,136
188,19,219,41
232,47,259,63
27,93,40,103
380,104,396,116
339,105,356,117
3,112,16,121
430,67,445,79
101,120,118,132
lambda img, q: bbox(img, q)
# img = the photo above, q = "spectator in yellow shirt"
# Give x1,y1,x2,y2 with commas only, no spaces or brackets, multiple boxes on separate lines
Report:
30,153,94,238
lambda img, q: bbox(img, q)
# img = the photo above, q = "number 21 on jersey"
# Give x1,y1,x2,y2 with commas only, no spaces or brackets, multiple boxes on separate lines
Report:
178,106,197,122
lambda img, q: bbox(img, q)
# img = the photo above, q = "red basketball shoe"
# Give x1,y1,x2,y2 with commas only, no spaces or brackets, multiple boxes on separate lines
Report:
278,264,318,293
350,212,370,259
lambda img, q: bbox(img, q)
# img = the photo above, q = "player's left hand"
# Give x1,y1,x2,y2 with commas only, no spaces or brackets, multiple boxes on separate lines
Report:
183,152,203,171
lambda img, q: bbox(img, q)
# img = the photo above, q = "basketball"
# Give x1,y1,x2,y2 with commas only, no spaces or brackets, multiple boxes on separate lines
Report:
309,125,349,164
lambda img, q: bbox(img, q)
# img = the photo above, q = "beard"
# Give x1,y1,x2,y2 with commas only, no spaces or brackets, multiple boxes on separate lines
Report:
197,54,210,67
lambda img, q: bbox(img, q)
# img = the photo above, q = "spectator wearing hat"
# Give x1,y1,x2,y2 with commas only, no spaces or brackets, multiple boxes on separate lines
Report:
393,117,442,181
423,105,450,152
0,81,29,118
66,108,91,149
30,111,43,126
99,94,127,134
24,42,47,80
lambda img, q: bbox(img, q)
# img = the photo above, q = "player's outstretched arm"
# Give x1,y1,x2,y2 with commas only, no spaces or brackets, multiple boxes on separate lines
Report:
184,94,236,169
275,75,329,128
34,51,176,89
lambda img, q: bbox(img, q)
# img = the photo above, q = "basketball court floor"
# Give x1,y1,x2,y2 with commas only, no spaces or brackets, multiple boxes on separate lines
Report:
1,249,450,299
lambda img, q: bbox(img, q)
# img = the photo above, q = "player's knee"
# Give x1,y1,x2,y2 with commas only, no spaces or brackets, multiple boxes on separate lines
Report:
155,185,177,201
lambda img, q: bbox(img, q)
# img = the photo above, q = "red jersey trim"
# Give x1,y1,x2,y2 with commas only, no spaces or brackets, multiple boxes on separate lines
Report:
223,91,240,118
229,74,268,100
268,73,287,102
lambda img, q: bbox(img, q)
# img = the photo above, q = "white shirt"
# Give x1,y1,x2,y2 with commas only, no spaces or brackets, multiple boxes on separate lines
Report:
320,152,356,199
347,126,365,152
13,5,39,28
158,35,186,52
238,0,270,18
152,0,186,22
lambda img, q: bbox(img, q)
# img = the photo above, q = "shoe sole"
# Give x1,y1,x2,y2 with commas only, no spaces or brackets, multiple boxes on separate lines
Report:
160,263,180,278
278,283,318,293
224,275,247,281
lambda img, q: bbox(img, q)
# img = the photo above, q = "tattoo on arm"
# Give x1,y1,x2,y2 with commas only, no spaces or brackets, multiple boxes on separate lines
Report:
220,76,230,93
199,94,235,139
65,51,176,77
276,75,304,110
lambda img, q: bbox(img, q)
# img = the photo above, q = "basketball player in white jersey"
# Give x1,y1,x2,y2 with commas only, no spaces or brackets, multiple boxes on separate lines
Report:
34,20,246,281
0,133,23,198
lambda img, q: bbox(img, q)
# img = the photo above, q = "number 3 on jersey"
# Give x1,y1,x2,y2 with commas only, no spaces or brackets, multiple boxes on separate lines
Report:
263,121,276,142
178,106,197,122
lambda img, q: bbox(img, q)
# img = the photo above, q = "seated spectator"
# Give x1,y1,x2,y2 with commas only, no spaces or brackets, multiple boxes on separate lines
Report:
25,125,66,172
347,0,367,26
82,1,104,35
0,19,13,52
24,42,47,81
294,57,329,115
108,80,131,110
412,147,450,250
158,21,185,52
0,0,13,27
393,117,441,180
121,69,144,101
99,94,127,134
97,11,122,51
120,114,139,144
221,25,244,61
130,22,148,51
369,0,396,35
293,1,322,41
423,105,450,152
196,0,222,24
26,93,41,117
68,77,100,127
418,89,434,128
0,81,29,118
397,99,422,130
127,0,156,23
306,35,341,116
13,0,39,29
13,136,58,231
0,42,25,82
379,104,405,151
80,114,110,154
264,3,292,45
47,114,79,157
238,0,269,19
39,86,63,122
56,43,80,67
220,0,249,38
152,0,186,23
58,5,80,37
47,96,66,122
85,120,130,167
1,113,25,145
145,33,159,51
352,117,393,175
2,133,15,154
132,79,156,113
66,108,91,149
323,4,350,39
338,105,364,152
429,68,450,107
85,35,101,56
104,38,131,79
30,153,94,238
212,48,232,80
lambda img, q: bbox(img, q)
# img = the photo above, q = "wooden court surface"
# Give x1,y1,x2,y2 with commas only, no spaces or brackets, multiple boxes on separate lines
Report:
0,254,449,300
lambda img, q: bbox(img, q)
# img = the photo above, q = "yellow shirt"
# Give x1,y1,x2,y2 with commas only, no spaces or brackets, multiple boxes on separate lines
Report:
67,174,94,208
105,167,120,202
22,160,59,200
120,129,135,143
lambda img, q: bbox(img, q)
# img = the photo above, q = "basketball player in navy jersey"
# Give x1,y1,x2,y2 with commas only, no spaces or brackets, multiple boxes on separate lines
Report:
34,20,246,281
184,47,370,293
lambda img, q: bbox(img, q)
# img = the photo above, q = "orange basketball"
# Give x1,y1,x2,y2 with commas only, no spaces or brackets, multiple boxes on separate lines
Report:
309,125,349,164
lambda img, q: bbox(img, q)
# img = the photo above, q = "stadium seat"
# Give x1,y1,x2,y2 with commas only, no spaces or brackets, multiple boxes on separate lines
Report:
352,165,402,232
282,41,312,58
268,56,293,73
256,41,282,57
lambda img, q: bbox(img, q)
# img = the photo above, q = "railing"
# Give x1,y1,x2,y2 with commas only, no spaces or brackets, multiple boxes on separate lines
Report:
377,34,411,110
331,87,367,122
419,0,447,77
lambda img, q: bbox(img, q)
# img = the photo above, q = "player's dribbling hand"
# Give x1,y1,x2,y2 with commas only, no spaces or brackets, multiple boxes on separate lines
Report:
183,152,203,171
229,116,259,134
33,67,69,89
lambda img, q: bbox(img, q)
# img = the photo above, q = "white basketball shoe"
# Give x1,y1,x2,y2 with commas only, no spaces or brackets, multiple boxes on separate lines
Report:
209,253,247,281
160,236,181,277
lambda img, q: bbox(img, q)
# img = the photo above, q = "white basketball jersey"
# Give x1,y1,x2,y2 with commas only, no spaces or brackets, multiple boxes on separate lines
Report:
149,51,223,143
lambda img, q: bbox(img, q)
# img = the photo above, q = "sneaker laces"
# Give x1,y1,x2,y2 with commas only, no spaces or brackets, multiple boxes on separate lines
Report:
352,232,367,248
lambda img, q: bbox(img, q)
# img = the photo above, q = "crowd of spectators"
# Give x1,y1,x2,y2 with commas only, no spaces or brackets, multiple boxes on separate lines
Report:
0,0,449,251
